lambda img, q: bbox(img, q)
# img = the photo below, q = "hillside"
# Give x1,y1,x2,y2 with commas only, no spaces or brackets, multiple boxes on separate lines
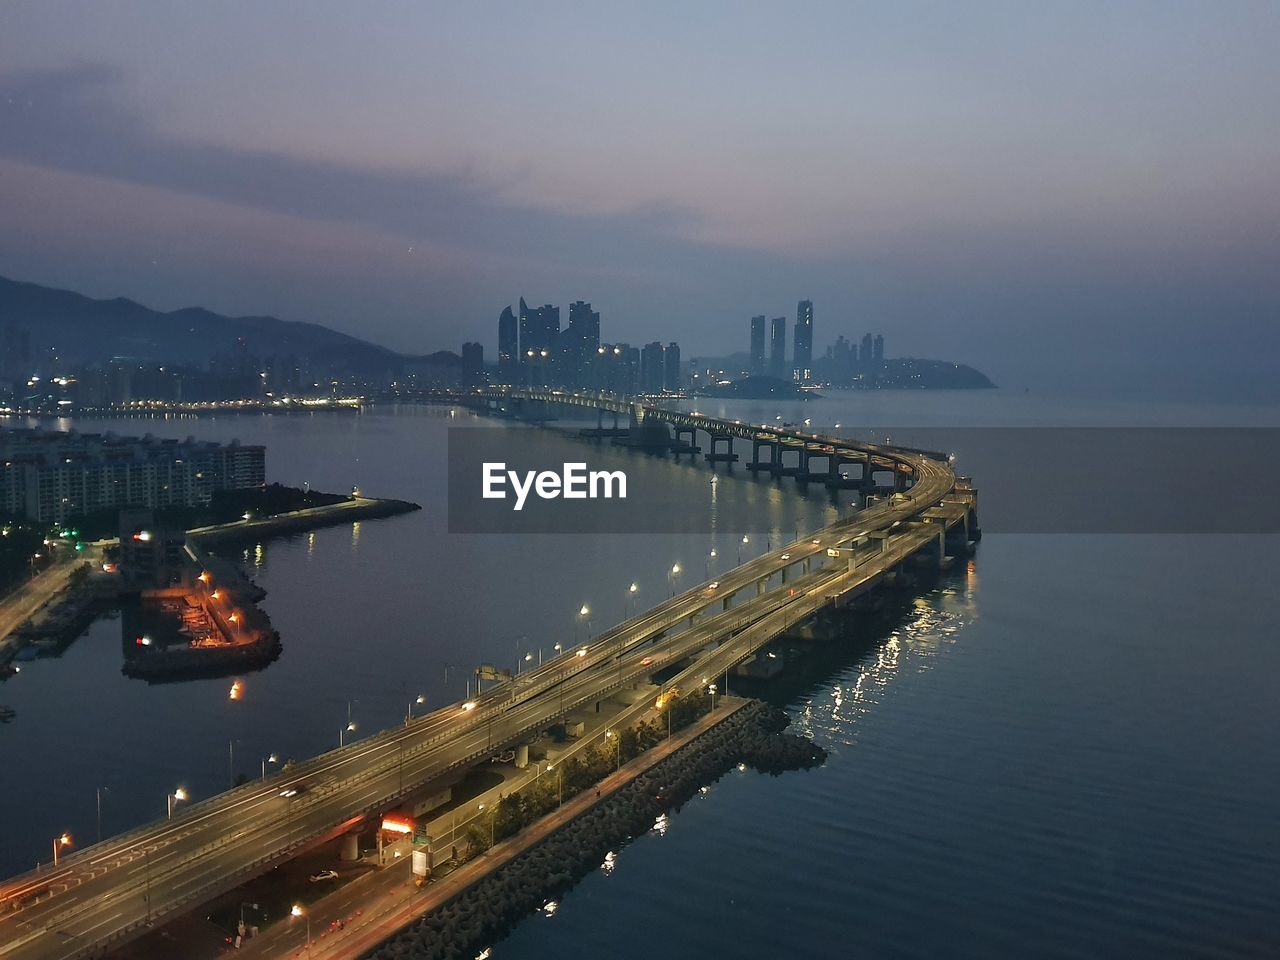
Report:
0,275,402,373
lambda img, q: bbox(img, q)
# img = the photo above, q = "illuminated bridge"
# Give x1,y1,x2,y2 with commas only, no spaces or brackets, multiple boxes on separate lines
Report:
0,392,977,960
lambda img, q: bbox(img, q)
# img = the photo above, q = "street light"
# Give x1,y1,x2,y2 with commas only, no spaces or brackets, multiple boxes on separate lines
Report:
52,832,71,866
626,581,639,618
668,563,682,597
738,535,749,564
407,693,426,722
706,549,717,578
262,753,278,779
291,903,311,954
340,720,357,746
656,694,673,738
167,787,187,820
605,730,620,771
709,683,718,710
96,786,108,844
548,763,563,807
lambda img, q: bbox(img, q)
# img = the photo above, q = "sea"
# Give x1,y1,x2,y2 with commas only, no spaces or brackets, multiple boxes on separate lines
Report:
2,387,1277,958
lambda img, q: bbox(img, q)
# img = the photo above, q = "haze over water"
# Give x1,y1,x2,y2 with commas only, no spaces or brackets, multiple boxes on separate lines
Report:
3,388,1278,957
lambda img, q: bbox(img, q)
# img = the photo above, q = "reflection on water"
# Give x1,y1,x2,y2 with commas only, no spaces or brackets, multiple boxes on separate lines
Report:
6,400,1279,960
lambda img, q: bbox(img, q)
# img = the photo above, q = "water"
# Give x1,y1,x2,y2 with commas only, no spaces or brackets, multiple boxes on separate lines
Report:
2,390,1278,957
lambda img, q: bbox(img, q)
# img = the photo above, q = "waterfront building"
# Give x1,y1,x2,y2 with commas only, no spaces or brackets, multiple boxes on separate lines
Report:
770,316,787,379
750,315,766,374
0,427,265,524
793,300,813,381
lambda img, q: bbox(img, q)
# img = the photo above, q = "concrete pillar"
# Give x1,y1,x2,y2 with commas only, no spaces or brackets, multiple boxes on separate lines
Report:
756,579,767,596
340,833,359,862
515,743,529,768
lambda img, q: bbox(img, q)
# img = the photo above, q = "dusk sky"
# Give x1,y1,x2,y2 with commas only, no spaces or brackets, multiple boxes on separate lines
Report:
1,2,1277,396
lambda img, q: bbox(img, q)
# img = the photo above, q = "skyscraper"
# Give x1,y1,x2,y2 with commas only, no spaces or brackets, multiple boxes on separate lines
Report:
873,334,884,362
518,297,534,367
770,317,787,379
641,341,665,393
750,315,766,374
793,300,813,381
461,341,484,387
565,300,601,387
860,332,873,367
497,306,517,384
664,342,681,391
517,298,560,384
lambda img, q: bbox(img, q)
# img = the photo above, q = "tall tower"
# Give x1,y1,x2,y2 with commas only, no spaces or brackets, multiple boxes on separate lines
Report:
793,300,813,381
641,341,665,393
518,297,533,369
497,306,517,384
565,300,600,388
663,342,681,391
750,315,766,374
873,334,884,362
769,317,787,379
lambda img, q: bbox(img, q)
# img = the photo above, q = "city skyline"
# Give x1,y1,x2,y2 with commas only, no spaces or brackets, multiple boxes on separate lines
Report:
1,4,1277,397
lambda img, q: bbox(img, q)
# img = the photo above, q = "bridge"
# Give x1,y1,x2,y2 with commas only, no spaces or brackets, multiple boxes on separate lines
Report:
0,392,977,960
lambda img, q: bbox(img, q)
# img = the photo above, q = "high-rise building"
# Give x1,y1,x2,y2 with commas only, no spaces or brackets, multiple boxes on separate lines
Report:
749,315,766,374
596,343,639,395
793,300,813,381
0,427,265,524
564,300,601,387
461,342,484,387
664,342,681,391
873,334,884,362
517,298,559,384
640,341,666,393
518,297,533,365
497,306,517,384
860,332,874,366
770,317,787,379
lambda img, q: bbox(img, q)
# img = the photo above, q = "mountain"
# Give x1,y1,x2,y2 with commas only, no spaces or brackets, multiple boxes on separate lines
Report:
0,275,402,373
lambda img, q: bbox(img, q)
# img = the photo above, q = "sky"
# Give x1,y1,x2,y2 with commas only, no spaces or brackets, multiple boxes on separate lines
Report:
0,1,1277,396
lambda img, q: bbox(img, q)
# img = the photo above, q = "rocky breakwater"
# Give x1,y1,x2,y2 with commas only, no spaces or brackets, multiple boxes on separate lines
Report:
364,700,826,960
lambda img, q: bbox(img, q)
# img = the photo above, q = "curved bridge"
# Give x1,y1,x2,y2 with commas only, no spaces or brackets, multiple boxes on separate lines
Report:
0,391,978,960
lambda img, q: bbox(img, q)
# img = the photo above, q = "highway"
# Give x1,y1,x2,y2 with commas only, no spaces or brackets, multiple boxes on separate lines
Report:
0,394,972,960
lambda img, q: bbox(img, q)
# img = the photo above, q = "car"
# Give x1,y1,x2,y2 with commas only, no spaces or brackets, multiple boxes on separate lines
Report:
279,783,306,798
780,553,790,560
707,581,719,590
640,656,654,666
811,538,821,545
309,870,339,882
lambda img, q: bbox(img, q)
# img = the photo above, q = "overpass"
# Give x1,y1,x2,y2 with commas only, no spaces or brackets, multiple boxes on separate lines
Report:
0,392,977,960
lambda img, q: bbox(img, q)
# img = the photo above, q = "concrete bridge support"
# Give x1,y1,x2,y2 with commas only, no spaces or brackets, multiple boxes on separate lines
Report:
673,426,699,455
705,434,739,462
749,439,779,473
776,446,803,476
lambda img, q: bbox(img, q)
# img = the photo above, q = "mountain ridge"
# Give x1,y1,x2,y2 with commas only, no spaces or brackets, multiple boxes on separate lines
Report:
0,274,403,373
